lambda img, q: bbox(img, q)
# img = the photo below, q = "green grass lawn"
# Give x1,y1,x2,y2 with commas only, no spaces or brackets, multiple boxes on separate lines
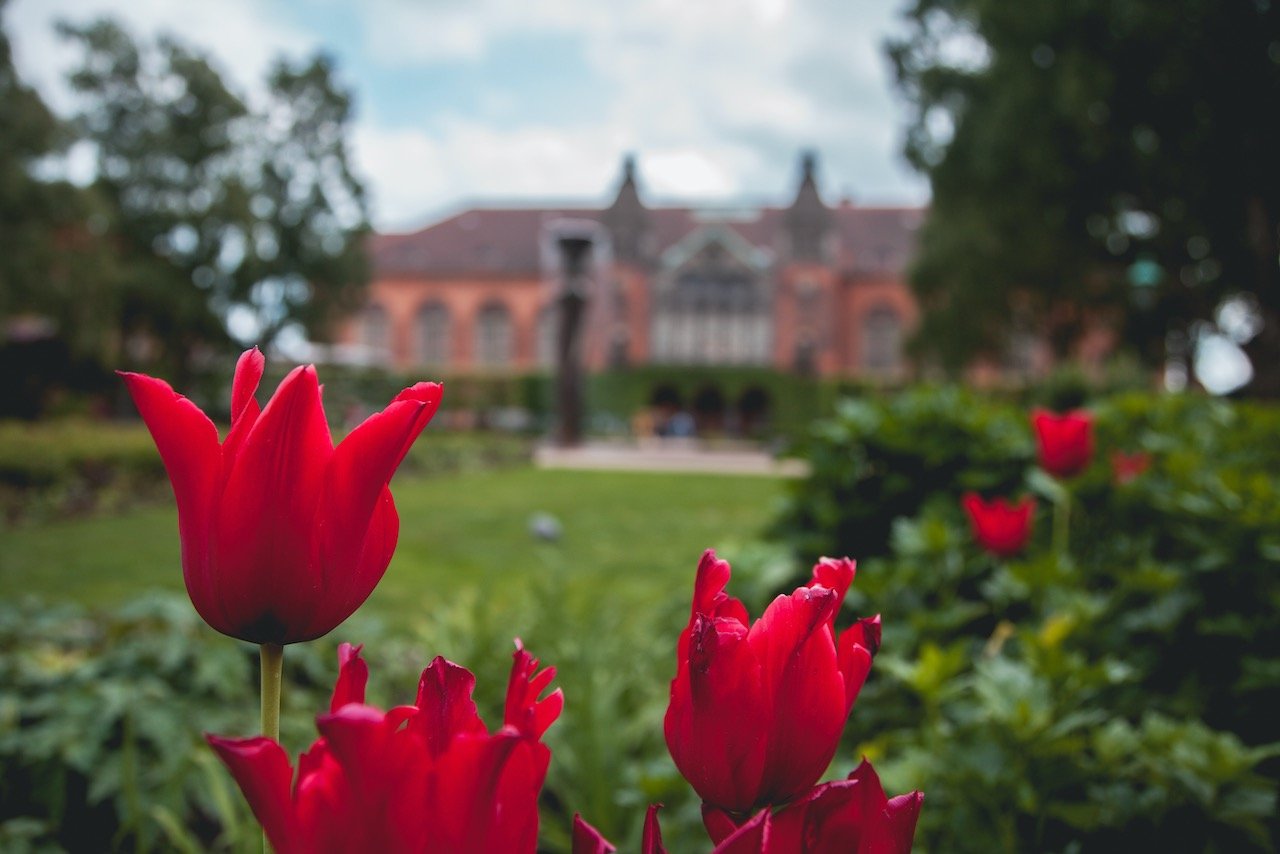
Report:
0,465,784,630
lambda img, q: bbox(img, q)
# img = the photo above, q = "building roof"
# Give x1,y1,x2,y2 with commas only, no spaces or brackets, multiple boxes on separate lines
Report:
370,202,925,279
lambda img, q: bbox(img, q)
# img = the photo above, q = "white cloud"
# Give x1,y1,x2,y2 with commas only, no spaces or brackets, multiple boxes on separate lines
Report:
7,0,318,112
7,0,928,230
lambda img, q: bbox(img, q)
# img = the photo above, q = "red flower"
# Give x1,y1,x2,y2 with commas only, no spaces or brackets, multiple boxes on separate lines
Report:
665,551,881,814
120,348,441,644
1110,450,1151,485
572,805,667,854
705,760,922,854
1031,408,1094,479
961,493,1035,557
208,640,562,854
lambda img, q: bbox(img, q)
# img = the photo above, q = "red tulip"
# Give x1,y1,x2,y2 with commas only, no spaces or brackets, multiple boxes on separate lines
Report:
572,806,667,854
665,550,881,814
961,493,1036,557
1110,450,1151,485
208,640,562,854
705,760,922,854
1031,408,1094,479
120,348,442,644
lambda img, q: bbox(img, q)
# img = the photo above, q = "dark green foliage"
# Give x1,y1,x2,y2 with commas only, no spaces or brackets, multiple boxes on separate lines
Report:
779,389,1280,851
772,386,1034,560
889,0,1280,392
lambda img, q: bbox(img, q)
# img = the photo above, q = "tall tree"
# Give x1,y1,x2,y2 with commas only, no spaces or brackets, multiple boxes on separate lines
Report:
59,19,369,383
232,53,370,348
0,0,61,312
0,0,117,415
889,0,1280,393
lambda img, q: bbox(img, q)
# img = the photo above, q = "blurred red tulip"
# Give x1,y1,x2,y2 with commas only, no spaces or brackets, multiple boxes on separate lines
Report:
961,493,1036,557
665,550,881,814
208,640,562,854
1031,408,1094,479
1110,450,1151,484
705,759,922,854
120,348,441,644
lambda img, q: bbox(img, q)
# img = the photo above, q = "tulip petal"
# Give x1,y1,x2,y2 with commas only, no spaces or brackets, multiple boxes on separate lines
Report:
223,348,265,461
711,809,770,854
316,705,425,853
666,614,766,811
206,735,300,853
837,615,881,713
119,372,224,629
302,487,399,641
330,643,368,712
505,640,564,739
766,779,862,854
572,814,617,854
702,804,744,846
410,656,487,755
432,730,527,851
306,384,441,636
879,792,925,854
231,347,265,420
292,740,356,854
750,586,847,804
214,365,333,642
679,550,750,665
642,804,668,854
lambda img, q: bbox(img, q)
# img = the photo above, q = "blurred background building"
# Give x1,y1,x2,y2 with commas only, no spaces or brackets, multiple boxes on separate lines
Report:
338,152,923,381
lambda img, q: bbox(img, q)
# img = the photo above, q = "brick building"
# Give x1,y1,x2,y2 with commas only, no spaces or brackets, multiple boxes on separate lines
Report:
339,152,924,381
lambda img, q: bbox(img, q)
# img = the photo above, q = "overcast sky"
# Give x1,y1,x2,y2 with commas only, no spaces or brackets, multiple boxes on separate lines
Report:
8,0,928,232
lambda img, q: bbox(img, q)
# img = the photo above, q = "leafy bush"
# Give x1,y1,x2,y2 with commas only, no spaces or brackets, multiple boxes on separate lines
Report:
775,388,1280,851
772,386,1034,560
0,421,168,524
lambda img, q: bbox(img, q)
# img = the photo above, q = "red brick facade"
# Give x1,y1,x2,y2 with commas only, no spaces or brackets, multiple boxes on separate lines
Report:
338,153,925,379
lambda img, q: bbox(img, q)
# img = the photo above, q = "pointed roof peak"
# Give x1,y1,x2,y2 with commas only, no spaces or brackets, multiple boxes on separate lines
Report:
609,153,644,212
790,149,825,210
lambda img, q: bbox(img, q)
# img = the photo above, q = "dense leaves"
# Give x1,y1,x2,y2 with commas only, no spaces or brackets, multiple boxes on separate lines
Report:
889,0,1280,392
780,389,1280,851
1,8,370,412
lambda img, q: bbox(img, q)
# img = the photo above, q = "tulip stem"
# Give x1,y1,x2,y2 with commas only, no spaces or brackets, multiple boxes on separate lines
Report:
260,643,284,741
1052,492,1071,558
259,643,284,854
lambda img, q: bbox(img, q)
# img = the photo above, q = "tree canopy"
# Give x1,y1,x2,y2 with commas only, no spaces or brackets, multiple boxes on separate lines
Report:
1,5,370,409
48,17,370,385
889,0,1280,394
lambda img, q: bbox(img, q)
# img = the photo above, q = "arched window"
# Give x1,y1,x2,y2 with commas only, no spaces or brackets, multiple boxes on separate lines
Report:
536,304,558,368
360,303,390,364
416,302,450,366
861,305,903,374
475,301,513,367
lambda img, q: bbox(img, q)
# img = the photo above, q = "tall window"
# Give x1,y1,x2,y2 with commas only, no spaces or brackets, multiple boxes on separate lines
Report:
475,301,513,367
360,303,390,364
652,267,770,364
416,302,450,366
861,305,903,374
536,304,558,368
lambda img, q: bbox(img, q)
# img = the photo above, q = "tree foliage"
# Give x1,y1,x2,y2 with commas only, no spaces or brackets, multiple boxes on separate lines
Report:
57,18,369,383
889,0,1280,394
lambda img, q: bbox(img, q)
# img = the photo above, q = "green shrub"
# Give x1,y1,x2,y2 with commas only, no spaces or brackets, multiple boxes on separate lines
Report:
775,388,1280,851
